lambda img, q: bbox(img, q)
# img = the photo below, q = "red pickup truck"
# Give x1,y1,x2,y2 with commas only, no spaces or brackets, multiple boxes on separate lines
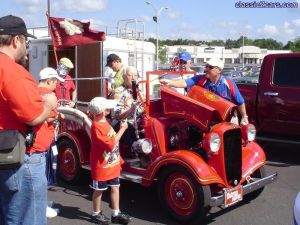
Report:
237,53,300,143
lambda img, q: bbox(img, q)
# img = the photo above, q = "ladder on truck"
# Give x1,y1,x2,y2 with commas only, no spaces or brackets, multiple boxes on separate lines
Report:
116,19,145,79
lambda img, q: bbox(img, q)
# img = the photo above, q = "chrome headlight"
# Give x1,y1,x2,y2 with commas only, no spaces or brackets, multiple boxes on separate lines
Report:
132,138,153,155
210,133,221,153
241,124,256,142
203,132,221,155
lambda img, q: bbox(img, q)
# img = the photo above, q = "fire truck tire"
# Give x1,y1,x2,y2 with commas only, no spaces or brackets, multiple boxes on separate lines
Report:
244,166,266,202
57,139,82,185
158,166,210,223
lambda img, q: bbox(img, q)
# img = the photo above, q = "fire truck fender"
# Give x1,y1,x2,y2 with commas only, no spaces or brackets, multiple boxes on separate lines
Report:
57,131,90,164
142,150,226,187
241,141,267,183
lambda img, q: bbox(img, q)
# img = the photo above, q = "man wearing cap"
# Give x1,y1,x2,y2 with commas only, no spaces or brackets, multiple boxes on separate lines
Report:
0,15,57,225
55,57,77,107
105,53,126,91
38,67,64,219
160,57,249,125
163,51,194,95
178,51,193,73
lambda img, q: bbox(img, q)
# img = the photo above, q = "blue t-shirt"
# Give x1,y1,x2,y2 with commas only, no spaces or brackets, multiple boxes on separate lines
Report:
185,74,245,105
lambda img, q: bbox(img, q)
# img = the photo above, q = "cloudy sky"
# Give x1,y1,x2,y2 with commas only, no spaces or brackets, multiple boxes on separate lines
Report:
1,0,300,44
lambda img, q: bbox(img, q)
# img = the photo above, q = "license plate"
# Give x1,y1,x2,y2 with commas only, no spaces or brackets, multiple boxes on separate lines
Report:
224,185,243,207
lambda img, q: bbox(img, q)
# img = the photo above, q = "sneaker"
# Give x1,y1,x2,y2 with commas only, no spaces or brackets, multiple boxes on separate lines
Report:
91,212,110,225
111,212,131,224
52,207,60,215
46,206,58,219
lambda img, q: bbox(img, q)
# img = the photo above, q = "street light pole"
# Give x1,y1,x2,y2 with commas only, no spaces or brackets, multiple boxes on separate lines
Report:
47,0,51,15
47,0,51,36
242,34,245,68
146,2,168,70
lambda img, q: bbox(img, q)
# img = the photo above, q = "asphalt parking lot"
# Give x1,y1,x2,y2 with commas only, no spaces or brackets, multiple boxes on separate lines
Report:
48,142,300,225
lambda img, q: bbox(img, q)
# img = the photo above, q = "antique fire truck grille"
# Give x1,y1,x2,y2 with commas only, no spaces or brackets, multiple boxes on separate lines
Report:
223,128,242,186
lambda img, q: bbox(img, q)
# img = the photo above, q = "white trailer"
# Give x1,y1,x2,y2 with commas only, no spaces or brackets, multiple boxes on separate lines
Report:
29,19,156,80
28,36,155,82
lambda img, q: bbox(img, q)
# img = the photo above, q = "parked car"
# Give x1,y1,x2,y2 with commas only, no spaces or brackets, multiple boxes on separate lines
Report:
57,70,277,223
222,67,241,78
294,192,300,225
237,53,300,143
234,70,259,83
191,65,206,74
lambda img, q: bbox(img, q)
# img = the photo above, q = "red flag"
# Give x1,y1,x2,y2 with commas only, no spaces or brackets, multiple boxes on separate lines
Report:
47,15,106,49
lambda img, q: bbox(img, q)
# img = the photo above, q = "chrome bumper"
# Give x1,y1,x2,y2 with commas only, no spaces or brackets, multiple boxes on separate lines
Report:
210,172,278,207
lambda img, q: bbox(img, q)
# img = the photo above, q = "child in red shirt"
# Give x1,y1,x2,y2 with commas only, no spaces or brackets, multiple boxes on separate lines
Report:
88,97,131,225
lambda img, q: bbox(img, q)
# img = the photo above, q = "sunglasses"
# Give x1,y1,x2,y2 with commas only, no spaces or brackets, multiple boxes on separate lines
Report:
25,40,31,48
206,65,216,70
179,59,187,64
16,35,31,48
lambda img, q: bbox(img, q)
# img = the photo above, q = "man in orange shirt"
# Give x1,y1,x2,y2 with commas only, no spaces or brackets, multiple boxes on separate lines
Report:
88,97,131,225
0,15,57,225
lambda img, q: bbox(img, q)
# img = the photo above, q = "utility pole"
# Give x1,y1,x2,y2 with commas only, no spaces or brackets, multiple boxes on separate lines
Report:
47,0,51,36
242,35,245,68
146,1,168,70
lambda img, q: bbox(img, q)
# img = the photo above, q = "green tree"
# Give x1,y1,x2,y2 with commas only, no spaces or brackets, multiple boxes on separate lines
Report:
283,41,293,50
253,38,283,49
225,39,238,49
145,37,288,51
288,38,300,52
159,46,168,64
210,40,225,46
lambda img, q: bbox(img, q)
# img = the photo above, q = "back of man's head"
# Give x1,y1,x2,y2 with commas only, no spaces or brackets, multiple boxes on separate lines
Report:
125,66,138,77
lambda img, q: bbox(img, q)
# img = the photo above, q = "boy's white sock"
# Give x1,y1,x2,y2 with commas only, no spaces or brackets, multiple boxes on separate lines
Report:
92,211,100,216
112,209,120,217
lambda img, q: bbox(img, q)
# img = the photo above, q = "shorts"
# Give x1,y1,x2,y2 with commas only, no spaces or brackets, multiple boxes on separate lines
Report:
89,177,120,191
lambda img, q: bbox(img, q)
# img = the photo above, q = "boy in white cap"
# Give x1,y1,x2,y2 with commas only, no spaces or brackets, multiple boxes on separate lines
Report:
88,97,131,225
55,57,77,107
38,67,65,218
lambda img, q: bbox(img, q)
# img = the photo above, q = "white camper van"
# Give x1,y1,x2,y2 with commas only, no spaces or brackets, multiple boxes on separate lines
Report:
27,19,156,103
28,36,155,81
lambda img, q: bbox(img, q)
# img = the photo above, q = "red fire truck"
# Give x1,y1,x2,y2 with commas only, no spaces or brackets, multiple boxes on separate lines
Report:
56,70,277,223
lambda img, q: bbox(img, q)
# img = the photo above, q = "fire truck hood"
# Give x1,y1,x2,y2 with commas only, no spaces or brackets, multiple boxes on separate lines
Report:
160,86,237,131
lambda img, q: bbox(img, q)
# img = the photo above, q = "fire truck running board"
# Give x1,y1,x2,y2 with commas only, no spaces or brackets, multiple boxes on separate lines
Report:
81,165,143,183
120,171,143,184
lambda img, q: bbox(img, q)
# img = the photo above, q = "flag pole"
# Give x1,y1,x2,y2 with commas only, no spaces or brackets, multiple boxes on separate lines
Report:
46,12,58,66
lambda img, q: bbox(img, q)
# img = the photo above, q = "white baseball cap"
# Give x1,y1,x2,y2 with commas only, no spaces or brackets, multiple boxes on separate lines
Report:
39,67,64,82
88,97,117,115
205,58,224,70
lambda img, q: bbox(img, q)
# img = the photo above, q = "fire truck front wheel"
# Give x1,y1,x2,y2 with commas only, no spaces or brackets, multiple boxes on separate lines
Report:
158,166,210,223
57,138,82,185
